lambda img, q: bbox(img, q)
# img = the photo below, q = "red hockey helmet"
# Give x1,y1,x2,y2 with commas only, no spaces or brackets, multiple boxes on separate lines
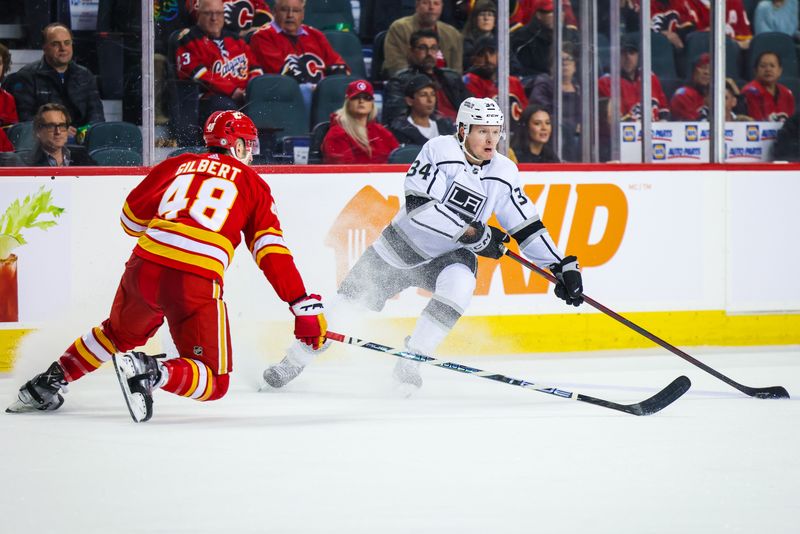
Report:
203,110,259,163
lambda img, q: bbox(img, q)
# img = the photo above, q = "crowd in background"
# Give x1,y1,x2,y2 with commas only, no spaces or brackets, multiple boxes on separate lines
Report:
1,0,800,166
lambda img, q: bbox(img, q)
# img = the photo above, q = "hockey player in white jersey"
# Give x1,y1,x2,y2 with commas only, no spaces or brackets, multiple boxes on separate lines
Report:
263,97,584,389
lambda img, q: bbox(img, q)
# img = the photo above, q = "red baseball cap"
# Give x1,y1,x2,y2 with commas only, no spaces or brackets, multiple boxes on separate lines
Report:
694,52,710,69
345,79,374,99
535,0,554,12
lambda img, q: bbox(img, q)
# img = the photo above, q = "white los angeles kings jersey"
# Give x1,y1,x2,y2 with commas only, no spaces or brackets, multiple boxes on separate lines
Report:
373,135,566,269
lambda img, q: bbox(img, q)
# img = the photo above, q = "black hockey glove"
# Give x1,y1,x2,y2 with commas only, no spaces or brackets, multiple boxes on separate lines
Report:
459,221,510,259
550,255,584,306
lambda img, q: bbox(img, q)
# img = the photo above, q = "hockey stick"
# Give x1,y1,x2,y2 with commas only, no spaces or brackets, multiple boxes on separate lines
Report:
326,331,690,416
503,248,790,399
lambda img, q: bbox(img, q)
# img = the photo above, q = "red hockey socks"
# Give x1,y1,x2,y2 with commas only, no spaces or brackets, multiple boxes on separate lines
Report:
160,358,230,401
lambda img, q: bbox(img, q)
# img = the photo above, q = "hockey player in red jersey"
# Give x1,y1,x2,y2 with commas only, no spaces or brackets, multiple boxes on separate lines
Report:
6,110,327,422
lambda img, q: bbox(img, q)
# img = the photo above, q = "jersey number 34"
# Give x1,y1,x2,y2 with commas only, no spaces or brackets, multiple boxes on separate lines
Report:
159,173,239,232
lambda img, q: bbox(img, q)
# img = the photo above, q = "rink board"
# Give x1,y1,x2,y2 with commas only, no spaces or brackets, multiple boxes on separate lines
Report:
1,164,799,368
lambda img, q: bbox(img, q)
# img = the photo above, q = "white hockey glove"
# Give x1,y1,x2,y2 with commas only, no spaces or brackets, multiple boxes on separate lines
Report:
459,221,510,259
290,294,327,350
550,256,584,306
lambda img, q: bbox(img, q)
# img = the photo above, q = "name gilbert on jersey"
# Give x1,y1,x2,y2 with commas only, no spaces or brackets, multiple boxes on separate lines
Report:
176,158,242,181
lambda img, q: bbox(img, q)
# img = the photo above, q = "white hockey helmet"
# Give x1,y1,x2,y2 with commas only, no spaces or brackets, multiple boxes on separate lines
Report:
455,97,506,157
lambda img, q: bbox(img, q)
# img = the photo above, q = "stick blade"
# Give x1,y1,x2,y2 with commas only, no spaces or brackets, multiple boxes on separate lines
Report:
626,375,692,416
750,386,790,399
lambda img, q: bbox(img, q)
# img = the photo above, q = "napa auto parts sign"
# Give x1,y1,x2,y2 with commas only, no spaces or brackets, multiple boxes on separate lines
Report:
620,121,781,162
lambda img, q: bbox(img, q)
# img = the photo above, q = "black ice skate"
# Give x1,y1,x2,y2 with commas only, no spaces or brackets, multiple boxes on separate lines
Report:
113,352,163,423
262,355,305,388
6,361,69,413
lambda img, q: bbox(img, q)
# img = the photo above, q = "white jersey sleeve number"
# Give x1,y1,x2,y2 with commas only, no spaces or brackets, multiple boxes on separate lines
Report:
158,174,239,232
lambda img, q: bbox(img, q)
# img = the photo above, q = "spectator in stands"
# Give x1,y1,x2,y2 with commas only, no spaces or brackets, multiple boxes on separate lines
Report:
753,0,799,38
382,30,472,125
670,52,711,120
250,0,348,84
463,36,529,131
725,79,753,121
186,0,273,38
509,0,578,31
0,43,17,152
510,0,578,77
176,0,264,125
321,79,399,164
772,111,800,160
650,0,695,50
388,74,455,145
8,23,105,139
742,51,796,121
598,35,670,121
26,103,96,166
508,105,560,163
462,0,497,71
383,0,464,77
529,41,581,161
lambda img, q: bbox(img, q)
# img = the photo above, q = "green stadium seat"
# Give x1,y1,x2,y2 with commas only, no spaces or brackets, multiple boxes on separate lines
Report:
303,0,355,32
372,30,388,81
625,31,678,80
388,144,422,164
308,121,330,164
89,147,143,166
84,121,143,154
324,30,367,79
167,146,206,158
684,31,742,80
7,121,34,152
246,74,309,138
310,74,358,129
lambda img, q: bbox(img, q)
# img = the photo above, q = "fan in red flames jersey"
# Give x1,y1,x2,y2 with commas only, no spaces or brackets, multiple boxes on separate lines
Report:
186,0,273,37
249,0,348,85
6,110,327,423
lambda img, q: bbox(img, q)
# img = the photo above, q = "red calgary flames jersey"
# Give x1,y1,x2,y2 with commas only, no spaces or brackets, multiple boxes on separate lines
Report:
120,152,306,303
176,26,263,97
186,0,273,33
249,23,347,84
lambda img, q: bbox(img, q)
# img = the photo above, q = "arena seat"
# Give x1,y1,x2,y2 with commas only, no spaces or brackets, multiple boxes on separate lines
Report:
625,32,678,80
166,28,201,146
84,121,143,154
89,147,143,166
684,31,742,80
167,146,206,158
324,30,367,79
388,144,422,164
246,74,310,153
310,74,357,129
748,32,799,80
303,0,355,31
7,121,34,152
371,30,388,81
308,120,330,164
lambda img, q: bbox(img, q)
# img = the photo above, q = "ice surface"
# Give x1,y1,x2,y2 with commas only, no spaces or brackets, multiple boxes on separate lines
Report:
1,345,798,534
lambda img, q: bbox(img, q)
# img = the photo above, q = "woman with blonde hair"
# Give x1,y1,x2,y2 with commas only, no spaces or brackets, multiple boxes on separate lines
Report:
321,79,399,164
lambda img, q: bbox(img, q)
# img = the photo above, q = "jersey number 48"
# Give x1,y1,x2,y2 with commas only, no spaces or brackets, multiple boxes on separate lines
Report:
159,173,239,232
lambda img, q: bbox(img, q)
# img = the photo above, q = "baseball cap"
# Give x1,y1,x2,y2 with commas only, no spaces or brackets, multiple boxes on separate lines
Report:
471,35,498,56
693,52,710,69
404,74,436,97
621,34,639,52
345,79,374,99
535,0,554,12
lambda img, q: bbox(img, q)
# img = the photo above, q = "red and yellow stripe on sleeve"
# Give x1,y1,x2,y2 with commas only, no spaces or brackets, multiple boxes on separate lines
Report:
249,227,292,266
120,202,151,237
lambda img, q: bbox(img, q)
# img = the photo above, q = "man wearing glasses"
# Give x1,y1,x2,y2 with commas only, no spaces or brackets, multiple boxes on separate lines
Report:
26,103,96,167
383,0,463,77
8,23,105,139
382,30,471,126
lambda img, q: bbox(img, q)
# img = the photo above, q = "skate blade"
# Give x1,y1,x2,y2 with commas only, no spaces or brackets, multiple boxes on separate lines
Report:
5,398,34,413
113,355,152,423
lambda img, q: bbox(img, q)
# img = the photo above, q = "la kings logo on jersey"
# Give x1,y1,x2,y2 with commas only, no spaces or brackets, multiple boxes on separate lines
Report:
444,182,486,222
